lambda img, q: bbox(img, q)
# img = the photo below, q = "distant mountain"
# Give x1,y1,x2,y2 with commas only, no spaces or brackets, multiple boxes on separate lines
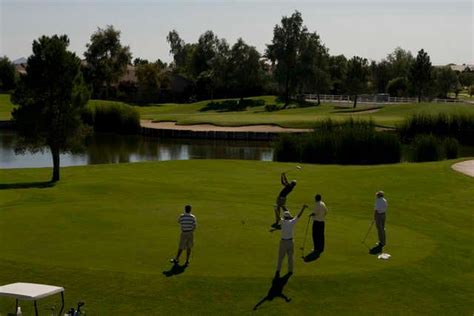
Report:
13,57,27,65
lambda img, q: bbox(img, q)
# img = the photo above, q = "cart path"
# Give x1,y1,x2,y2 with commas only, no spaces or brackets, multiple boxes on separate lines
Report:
141,120,313,133
451,160,474,177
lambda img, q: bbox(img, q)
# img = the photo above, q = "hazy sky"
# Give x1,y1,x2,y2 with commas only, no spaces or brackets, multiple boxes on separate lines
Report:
0,0,472,65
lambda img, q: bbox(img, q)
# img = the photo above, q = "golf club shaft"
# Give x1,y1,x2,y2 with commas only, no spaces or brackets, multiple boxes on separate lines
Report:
362,220,375,244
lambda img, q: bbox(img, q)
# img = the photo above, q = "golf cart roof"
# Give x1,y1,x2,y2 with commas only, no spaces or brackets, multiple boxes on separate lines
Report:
0,282,64,300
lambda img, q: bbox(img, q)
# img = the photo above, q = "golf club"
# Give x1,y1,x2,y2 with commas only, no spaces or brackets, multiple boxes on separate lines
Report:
361,220,375,249
283,165,302,174
300,215,311,258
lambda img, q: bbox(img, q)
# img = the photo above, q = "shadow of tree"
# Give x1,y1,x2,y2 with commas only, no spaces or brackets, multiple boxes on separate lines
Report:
162,263,188,277
0,181,55,190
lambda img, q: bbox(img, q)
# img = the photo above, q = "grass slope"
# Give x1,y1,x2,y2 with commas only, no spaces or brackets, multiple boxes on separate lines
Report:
2,93,474,127
0,160,472,314
136,96,474,128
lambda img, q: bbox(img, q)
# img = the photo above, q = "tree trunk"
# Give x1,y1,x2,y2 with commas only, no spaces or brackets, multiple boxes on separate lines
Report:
106,81,111,100
51,145,60,182
353,95,358,108
418,89,421,103
317,93,321,106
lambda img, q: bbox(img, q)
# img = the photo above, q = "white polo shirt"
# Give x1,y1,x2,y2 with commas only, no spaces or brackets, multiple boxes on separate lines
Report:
311,201,328,222
374,197,388,214
281,217,299,240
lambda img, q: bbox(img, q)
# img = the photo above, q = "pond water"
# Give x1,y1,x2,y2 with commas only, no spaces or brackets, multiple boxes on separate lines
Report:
0,130,274,169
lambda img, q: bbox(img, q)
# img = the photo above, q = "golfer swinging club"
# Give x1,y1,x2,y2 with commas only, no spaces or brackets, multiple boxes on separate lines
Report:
171,205,197,266
273,173,297,229
276,204,307,277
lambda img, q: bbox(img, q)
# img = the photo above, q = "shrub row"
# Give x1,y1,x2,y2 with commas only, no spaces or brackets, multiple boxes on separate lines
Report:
274,119,401,165
399,113,474,145
411,135,459,162
200,98,265,112
82,102,141,134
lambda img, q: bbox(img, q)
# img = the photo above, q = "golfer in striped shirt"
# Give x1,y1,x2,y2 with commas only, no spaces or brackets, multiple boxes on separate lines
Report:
171,205,197,266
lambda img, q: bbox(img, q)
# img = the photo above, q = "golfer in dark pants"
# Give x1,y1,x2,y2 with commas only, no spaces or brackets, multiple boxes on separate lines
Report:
374,191,387,248
310,194,328,254
273,173,296,228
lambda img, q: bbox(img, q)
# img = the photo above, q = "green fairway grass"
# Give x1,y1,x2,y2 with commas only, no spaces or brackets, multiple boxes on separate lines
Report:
0,160,472,314
136,96,474,128
2,93,474,128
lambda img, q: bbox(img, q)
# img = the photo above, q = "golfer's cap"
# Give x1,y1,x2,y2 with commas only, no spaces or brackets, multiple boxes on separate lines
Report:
283,211,292,219
376,191,384,197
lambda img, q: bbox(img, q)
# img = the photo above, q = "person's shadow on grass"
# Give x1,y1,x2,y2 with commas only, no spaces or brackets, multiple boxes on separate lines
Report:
253,272,292,310
162,262,188,277
303,250,321,263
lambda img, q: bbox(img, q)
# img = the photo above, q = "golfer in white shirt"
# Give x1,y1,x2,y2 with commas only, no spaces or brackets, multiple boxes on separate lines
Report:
276,204,307,276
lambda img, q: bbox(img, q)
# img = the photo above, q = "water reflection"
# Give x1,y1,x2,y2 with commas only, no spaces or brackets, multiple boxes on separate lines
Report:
0,130,274,169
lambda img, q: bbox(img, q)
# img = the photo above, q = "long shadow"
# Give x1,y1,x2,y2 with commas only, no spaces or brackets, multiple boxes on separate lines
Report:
253,272,292,310
303,251,321,263
162,262,188,277
0,181,55,190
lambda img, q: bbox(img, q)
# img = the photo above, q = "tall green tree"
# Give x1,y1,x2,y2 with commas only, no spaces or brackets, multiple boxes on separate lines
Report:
386,47,414,79
84,25,132,99
345,56,369,108
409,49,432,102
297,32,330,105
370,60,391,93
0,56,17,91
459,70,474,88
266,10,307,108
167,30,195,72
228,38,263,98
434,66,460,98
136,62,166,103
11,35,90,182
328,54,347,94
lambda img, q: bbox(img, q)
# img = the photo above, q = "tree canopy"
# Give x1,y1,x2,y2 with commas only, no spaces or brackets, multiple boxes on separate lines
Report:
345,56,369,108
0,56,17,91
84,25,132,99
266,10,307,108
410,49,432,102
12,35,90,182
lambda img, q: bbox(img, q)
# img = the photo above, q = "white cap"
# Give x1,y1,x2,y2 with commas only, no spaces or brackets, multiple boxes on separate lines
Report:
283,211,292,219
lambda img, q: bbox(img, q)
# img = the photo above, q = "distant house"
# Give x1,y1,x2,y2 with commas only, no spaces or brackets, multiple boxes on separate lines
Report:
448,64,474,72
14,64,27,76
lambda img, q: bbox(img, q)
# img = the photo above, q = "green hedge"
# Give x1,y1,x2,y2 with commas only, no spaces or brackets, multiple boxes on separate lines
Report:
82,102,140,134
411,135,459,162
274,119,401,165
399,113,474,145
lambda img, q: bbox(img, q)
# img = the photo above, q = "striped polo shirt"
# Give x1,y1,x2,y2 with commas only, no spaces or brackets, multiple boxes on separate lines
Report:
178,213,196,232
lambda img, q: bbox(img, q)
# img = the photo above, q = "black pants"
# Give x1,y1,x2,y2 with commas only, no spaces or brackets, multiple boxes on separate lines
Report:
312,221,325,253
